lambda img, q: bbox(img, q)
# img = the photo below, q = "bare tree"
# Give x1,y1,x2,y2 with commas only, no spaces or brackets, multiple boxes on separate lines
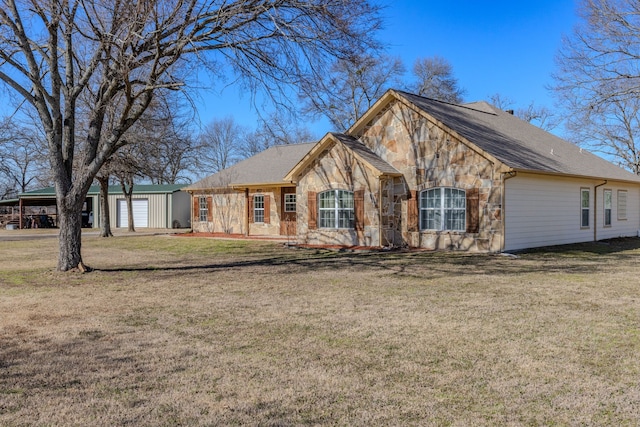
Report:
197,116,246,174
241,112,316,158
0,117,49,196
0,0,382,271
488,94,558,131
411,56,466,103
552,0,640,172
135,95,197,184
299,53,405,131
95,172,113,237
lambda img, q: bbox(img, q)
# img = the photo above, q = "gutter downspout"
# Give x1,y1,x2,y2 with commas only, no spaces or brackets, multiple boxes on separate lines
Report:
501,171,517,252
594,180,607,242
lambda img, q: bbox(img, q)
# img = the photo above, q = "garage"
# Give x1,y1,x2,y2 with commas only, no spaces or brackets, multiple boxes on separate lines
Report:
117,199,149,228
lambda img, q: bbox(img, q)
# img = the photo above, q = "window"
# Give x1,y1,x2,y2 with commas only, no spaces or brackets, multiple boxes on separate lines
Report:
581,188,590,228
318,190,354,229
254,195,264,223
604,189,612,227
198,197,208,222
618,190,628,220
284,193,296,212
420,188,466,231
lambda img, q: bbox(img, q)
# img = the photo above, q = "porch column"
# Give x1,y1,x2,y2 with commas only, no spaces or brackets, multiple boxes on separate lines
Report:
19,198,23,229
244,188,249,236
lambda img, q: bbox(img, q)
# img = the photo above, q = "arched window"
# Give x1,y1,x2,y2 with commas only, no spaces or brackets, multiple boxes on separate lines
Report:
420,188,466,231
318,190,354,229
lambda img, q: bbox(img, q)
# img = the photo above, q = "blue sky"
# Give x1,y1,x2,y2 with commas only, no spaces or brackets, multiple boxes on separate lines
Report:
196,0,578,137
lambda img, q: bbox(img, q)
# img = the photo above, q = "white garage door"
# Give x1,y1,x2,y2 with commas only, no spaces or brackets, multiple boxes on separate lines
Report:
117,199,149,228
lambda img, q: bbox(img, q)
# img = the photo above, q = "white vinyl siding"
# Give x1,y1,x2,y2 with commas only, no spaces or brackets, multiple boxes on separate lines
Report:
504,174,640,251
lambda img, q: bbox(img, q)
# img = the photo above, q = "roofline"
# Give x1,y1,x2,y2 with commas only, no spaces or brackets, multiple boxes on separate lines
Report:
346,90,509,173
284,133,335,182
512,168,640,185
392,91,509,170
284,133,399,182
185,181,297,192
19,185,186,198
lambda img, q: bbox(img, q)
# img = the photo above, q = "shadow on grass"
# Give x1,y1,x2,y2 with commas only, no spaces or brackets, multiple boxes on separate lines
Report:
95,237,640,280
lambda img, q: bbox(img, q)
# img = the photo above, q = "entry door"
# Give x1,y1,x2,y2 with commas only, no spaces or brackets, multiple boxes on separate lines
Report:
280,187,297,236
117,199,149,228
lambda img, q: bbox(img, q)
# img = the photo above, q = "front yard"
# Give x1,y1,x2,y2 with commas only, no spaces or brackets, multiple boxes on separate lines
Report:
1,234,640,425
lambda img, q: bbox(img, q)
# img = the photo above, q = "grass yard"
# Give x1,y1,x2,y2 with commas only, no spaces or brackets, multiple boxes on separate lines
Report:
1,234,640,426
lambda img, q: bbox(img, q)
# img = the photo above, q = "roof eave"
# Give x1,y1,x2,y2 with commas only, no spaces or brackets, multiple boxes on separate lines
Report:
512,168,640,185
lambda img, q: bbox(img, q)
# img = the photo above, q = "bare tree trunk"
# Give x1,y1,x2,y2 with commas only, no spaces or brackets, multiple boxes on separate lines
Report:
97,175,113,237
120,181,135,232
57,196,87,272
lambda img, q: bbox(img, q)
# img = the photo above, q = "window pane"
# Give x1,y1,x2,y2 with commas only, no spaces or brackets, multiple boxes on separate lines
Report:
582,209,589,227
446,209,465,231
338,190,354,209
581,190,589,208
428,188,440,208
338,210,354,228
285,194,296,212
604,190,612,209
605,209,612,226
319,210,335,228
319,192,334,209
254,195,264,223
618,190,628,220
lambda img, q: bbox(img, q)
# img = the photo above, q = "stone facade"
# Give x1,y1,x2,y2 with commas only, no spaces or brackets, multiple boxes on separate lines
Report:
354,100,504,251
296,139,381,247
191,187,290,237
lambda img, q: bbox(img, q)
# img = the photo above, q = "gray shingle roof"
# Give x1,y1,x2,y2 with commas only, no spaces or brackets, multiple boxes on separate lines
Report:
394,90,640,183
185,142,316,190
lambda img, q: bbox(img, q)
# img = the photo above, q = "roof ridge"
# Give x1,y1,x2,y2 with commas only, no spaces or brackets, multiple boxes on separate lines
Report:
392,89,498,116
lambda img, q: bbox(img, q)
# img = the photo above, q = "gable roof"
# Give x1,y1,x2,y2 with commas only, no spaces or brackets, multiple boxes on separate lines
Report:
284,133,401,182
351,89,640,184
185,142,316,190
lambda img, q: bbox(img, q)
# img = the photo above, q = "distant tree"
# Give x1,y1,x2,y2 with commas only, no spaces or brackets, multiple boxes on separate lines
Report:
410,56,466,103
0,117,49,197
197,117,246,175
241,113,316,158
552,0,640,173
134,95,197,185
299,53,405,131
0,0,382,271
488,94,558,131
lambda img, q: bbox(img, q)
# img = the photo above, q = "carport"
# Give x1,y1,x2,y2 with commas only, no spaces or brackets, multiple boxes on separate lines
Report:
0,188,94,230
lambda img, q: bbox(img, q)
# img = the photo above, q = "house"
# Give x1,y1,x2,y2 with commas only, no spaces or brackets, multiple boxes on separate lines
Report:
189,89,640,252
184,143,315,237
5,184,191,229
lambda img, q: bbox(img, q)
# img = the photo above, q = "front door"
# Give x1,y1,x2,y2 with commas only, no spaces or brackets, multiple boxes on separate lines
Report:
280,187,297,236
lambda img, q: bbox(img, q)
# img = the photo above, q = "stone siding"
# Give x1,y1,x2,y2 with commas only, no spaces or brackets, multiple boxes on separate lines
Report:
192,187,287,236
297,140,381,247
355,100,504,251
